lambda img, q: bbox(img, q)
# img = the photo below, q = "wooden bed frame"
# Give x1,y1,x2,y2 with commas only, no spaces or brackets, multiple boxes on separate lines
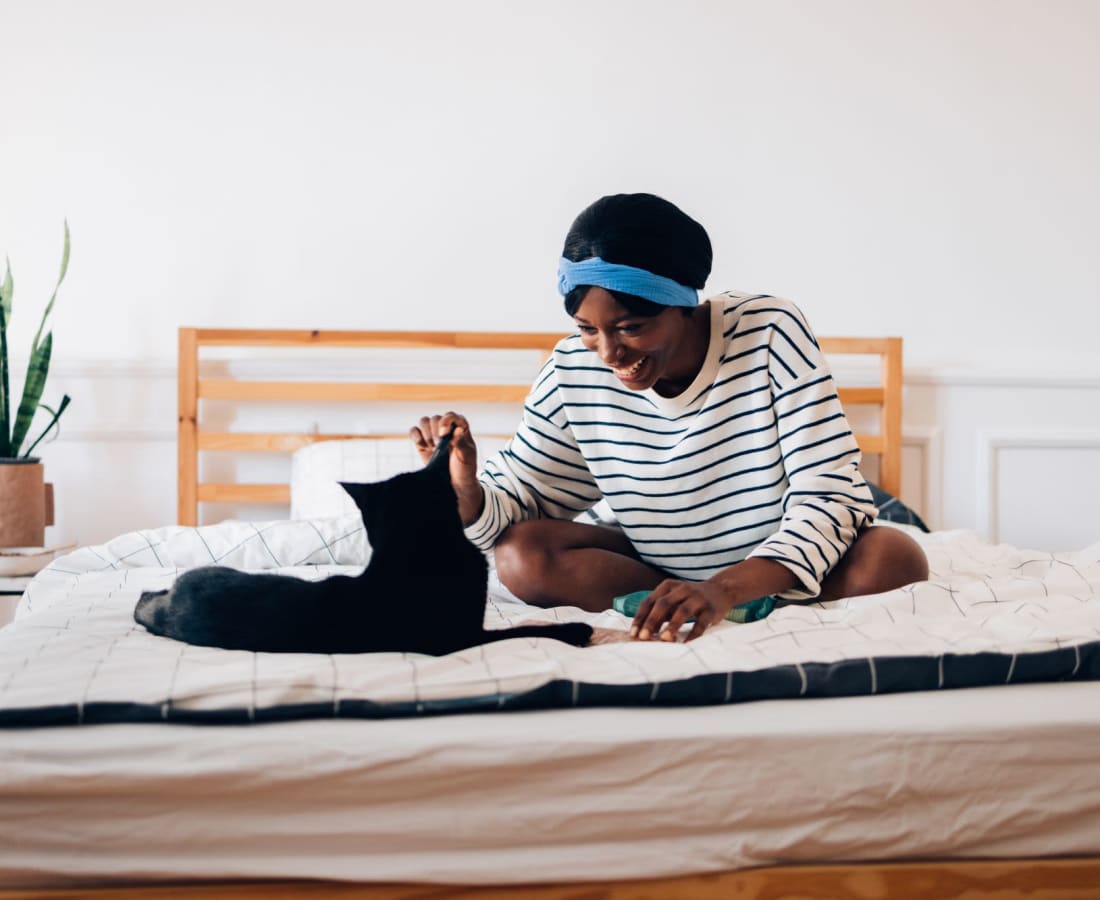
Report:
3,858,1100,899
177,328,903,526
40,326,1074,898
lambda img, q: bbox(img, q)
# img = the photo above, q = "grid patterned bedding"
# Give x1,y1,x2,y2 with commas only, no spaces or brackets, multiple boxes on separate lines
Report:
1,517,1098,726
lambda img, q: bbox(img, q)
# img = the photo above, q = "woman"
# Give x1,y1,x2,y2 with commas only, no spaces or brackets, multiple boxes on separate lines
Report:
411,193,928,642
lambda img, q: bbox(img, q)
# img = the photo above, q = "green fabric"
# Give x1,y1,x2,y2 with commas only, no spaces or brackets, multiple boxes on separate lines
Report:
611,590,776,624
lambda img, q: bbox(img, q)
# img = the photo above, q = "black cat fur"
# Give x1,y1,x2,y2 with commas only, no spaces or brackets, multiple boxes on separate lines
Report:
134,433,592,654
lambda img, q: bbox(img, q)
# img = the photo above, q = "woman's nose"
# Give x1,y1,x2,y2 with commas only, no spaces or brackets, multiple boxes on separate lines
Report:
598,333,622,364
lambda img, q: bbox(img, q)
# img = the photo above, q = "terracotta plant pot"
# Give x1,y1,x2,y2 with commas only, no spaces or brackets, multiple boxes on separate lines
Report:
0,459,55,548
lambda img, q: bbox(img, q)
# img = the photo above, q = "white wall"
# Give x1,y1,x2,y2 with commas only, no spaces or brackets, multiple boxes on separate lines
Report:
2,1,1099,549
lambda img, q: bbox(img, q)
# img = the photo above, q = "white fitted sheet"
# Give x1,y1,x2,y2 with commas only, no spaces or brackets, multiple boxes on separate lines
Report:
3,679,1100,889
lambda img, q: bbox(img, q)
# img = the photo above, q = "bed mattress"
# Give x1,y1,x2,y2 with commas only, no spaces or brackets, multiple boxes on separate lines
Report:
3,681,1100,889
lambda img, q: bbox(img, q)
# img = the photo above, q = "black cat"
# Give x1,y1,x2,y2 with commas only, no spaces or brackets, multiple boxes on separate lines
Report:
134,433,592,655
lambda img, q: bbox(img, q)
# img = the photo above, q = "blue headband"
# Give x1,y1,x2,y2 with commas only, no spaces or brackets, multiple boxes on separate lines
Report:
557,257,699,308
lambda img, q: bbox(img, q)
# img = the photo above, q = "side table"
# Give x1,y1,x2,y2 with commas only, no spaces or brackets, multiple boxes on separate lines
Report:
0,576,32,628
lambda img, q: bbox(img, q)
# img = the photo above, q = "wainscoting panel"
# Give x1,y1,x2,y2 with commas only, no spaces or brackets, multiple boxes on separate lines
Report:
975,429,1100,551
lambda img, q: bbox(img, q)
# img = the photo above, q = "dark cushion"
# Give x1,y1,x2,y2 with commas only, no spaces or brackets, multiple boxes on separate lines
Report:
868,482,931,533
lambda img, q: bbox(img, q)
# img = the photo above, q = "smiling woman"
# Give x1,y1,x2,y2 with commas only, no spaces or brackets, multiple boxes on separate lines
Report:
410,193,929,638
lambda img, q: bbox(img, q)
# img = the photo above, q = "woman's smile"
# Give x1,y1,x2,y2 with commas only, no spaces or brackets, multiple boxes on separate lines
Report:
611,355,649,383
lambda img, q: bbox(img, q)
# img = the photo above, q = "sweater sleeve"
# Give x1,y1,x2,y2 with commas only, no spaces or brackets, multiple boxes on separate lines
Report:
744,310,878,599
464,358,601,551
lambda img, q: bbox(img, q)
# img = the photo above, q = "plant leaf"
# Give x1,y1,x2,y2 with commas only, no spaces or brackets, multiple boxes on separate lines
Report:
0,302,10,457
31,221,70,354
0,257,12,321
22,394,71,458
10,331,52,456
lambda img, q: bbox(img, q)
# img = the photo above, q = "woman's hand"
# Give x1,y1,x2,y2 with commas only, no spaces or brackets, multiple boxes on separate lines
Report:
409,412,484,525
630,579,735,643
630,558,799,642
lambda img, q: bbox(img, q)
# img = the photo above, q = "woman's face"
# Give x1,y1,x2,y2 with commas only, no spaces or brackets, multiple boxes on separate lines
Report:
572,287,705,395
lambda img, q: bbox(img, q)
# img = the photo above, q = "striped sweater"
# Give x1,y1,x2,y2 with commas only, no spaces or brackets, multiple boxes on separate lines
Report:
465,292,877,600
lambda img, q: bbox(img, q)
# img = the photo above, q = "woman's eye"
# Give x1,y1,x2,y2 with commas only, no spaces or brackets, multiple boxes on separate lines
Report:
619,324,642,335
578,325,597,335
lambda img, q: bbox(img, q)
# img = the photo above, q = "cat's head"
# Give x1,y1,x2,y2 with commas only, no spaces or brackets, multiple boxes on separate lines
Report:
339,432,458,546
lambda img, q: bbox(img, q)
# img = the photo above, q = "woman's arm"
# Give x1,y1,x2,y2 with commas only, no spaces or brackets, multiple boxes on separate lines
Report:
745,363,876,600
461,356,602,551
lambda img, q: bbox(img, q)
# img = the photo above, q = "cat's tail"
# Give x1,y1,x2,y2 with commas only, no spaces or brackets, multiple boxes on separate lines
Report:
134,589,170,634
480,623,592,648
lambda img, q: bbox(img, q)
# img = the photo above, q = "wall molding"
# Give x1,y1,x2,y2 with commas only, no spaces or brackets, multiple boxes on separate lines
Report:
975,428,1100,542
905,368,1100,389
53,427,176,443
48,360,176,380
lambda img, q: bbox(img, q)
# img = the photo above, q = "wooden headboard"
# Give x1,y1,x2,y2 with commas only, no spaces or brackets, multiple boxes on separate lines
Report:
177,328,902,526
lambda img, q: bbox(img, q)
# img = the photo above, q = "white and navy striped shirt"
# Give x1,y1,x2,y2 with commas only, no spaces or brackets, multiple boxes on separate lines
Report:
465,293,877,599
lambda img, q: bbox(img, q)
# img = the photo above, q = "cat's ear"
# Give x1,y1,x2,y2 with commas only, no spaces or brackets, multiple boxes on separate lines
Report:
427,431,453,476
339,481,372,511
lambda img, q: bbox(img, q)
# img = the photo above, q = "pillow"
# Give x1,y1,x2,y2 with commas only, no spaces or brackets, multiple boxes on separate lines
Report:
290,439,422,520
290,435,511,520
868,481,931,532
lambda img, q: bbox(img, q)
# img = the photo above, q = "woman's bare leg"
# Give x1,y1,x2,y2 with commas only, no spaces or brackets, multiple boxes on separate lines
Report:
494,519,930,613
816,525,929,603
493,519,666,612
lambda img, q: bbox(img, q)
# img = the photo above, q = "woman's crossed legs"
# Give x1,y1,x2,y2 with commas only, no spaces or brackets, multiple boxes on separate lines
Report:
493,519,929,616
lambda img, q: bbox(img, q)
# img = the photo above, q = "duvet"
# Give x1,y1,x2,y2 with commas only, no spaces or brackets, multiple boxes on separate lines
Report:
2,517,1099,726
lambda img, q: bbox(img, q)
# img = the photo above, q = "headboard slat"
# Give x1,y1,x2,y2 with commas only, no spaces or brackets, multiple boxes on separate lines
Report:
190,328,565,349
837,387,885,405
197,484,290,504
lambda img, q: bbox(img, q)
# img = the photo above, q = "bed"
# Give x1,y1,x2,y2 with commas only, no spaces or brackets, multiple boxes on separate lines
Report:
1,327,1099,898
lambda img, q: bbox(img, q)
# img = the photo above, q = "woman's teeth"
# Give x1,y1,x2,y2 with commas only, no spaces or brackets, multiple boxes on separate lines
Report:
613,357,647,377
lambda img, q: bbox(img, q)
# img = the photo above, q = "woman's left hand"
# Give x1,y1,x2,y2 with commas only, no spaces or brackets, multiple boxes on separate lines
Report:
630,579,735,643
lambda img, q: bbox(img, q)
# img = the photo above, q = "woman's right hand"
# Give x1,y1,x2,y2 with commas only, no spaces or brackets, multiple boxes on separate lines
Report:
410,412,484,525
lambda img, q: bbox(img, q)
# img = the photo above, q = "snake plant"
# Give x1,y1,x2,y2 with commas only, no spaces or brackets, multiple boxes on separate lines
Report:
0,222,72,460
